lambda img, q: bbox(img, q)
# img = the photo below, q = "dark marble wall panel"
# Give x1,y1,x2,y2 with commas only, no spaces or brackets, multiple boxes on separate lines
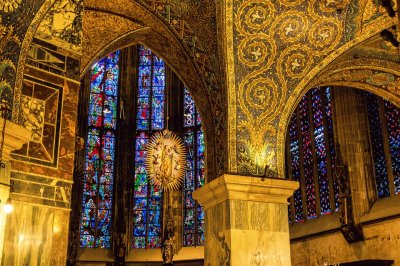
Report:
12,65,79,180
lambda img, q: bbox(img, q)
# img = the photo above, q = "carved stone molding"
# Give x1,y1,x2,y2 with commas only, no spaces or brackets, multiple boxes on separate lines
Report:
0,118,31,161
193,174,299,210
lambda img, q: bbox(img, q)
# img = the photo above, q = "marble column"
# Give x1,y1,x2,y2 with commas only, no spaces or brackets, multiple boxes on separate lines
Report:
193,174,298,266
0,117,31,264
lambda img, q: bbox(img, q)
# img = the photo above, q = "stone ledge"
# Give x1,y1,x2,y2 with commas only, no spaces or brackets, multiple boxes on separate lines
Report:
360,196,400,224
193,174,299,210
0,117,31,161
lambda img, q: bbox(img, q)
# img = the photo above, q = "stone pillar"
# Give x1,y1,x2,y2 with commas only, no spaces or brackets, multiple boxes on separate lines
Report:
193,174,298,266
333,88,376,223
0,117,31,264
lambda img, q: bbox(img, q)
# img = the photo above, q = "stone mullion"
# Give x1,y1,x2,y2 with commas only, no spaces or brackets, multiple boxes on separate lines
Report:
378,98,395,196
296,108,308,220
320,88,336,213
307,93,321,217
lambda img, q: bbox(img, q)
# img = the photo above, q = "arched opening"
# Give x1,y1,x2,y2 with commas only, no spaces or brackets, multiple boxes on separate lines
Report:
73,44,206,263
285,85,400,264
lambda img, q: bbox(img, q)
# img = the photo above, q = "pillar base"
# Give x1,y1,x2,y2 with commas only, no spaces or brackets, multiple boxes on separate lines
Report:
193,174,298,266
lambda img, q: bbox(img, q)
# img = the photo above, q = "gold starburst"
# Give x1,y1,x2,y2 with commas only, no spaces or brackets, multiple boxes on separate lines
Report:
0,0,22,13
145,129,186,191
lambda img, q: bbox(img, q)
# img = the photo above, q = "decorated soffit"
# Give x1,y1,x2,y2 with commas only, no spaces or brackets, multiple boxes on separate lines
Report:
82,0,225,180
223,0,398,177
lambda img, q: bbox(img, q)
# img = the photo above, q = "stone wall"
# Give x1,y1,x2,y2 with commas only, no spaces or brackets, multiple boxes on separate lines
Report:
291,218,400,265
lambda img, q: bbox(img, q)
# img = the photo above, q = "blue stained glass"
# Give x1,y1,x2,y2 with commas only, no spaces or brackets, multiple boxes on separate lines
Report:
184,87,196,127
183,92,204,246
366,92,390,198
299,95,317,218
384,100,400,194
80,50,120,248
288,114,304,222
311,88,330,215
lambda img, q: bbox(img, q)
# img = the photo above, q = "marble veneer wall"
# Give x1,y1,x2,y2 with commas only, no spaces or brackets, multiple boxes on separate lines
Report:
1,38,80,265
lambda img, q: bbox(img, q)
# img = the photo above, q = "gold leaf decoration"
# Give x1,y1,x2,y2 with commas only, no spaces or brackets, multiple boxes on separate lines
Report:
0,0,22,13
145,129,186,191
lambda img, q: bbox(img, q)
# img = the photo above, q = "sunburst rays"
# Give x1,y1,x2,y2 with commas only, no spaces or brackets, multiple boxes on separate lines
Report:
145,129,186,191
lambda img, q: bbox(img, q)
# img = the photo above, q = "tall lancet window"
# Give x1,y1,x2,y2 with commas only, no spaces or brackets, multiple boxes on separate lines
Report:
132,46,165,248
365,92,400,198
287,87,339,223
77,45,205,251
182,87,205,246
80,51,120,248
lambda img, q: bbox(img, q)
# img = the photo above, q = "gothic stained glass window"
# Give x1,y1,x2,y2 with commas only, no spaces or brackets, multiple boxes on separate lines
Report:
365,93,390,198
311,88,330,215
183,87,205,246
288,115,304,222
383,100,400,194
132,46,165,248
299,95,317,218
79,45,205,251
366,92,400,198
80,51,121,248
287,87,338,222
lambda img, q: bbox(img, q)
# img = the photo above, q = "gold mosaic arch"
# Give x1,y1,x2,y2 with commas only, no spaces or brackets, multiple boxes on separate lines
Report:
13,0,57,122
276,16,397,178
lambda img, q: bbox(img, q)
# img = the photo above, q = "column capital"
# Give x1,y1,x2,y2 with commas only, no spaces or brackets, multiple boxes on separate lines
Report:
193,174,299,210
0,117,31,161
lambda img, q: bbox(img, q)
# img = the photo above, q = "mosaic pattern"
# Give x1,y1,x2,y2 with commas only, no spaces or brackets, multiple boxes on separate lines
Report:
79,51,120,248
183,87,205,246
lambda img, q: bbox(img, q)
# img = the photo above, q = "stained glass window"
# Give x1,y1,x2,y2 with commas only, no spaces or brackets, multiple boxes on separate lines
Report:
80,45,205,251
287,87,337,222
80,51,120,248
288,115,304,222
366,92,400,197
383,100,400,194
132,46,165,248
365,93,390,198
183,87,205,246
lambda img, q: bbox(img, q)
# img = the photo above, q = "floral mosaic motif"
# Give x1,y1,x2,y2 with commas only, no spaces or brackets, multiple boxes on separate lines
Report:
0,0,22,13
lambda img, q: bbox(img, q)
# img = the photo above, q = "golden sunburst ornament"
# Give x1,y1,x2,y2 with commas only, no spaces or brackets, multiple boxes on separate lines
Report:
145,129,186,191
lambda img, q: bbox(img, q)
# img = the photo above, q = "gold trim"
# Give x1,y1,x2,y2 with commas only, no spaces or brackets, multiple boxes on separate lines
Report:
276,16,397,177
225,0,237,173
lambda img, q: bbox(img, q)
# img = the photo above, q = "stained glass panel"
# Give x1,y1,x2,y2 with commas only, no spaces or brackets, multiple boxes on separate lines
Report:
80,50,120,248
311,88,330,215
183,88,205,246
299,95,317,218
325,87,340,210
133,46,165,248
384,100,400,194
136,46,165,131
288,115,304,222
366,93,390,198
